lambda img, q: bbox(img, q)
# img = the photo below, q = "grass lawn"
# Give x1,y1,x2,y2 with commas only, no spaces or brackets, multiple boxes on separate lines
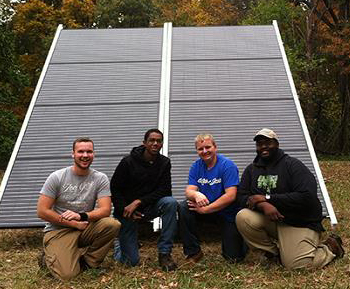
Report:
0,161,349,289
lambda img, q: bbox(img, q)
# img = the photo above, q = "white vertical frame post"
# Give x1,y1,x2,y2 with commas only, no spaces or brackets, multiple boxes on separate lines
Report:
0,24,64,202
153,22,173,232
158,22,172,157
273,20,337,226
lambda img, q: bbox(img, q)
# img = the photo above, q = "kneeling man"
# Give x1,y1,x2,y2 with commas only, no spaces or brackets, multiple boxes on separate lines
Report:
179,134,247,263
37,138,120,280
110,129,178,271
236,128,344,269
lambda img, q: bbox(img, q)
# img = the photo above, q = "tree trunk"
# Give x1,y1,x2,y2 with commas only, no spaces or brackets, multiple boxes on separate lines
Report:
338,73,350,153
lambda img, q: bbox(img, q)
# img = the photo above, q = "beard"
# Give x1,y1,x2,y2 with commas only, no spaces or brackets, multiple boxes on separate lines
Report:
74,157,92,170
257,147,279,162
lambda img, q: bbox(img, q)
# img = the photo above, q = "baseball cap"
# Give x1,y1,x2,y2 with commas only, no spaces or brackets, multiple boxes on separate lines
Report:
253,128,279,142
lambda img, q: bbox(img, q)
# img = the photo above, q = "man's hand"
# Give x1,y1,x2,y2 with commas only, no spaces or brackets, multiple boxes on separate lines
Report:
259,202,284,221
131,211,144,220
194,192,210,207
188,200,208,214
74,221,89,231
247,195,266,209
123,199,141,218
60,210,81,221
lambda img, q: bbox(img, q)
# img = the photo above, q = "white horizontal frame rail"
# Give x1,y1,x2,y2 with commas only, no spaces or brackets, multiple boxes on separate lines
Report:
154,22,173,231
273,20,337,227
0,24,63,202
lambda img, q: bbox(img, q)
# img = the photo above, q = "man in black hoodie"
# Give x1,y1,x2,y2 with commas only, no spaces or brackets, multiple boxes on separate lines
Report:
110,129,177,271
236,128,344,269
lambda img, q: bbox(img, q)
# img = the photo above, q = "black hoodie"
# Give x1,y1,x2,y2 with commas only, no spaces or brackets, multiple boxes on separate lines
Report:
110,145,172,217
237,149,324,232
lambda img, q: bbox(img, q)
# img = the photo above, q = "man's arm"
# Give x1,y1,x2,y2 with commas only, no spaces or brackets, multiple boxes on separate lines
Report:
188,186,236,214
185,185,209,207
110,158,128,216
236,165,254,207
37,195,88,230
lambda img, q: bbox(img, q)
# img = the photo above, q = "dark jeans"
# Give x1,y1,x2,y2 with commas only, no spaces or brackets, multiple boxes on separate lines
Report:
178,200,247,262
114,196,178,266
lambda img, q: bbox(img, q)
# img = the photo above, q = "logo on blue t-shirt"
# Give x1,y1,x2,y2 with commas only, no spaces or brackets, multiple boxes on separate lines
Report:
197,178,222,186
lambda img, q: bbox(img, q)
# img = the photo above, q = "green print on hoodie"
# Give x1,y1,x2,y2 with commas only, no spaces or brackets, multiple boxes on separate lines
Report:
257,175,278,193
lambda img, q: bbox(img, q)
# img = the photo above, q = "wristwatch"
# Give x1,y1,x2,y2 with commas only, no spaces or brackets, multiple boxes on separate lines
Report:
265,194,271,200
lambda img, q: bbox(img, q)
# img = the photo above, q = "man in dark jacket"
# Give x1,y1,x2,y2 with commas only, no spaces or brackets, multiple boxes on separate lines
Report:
110,129,178,271
236,128,344,269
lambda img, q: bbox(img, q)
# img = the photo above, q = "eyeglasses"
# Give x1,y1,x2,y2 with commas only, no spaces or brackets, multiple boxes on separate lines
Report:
147,138,163,144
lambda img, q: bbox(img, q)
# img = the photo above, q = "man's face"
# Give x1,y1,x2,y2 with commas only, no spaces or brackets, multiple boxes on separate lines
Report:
256,137,279,160
196,138,217,163
72,141,94,170
143,132,163,156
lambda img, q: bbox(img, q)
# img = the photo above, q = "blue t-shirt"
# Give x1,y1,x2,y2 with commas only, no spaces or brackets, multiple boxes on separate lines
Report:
188,154,240,222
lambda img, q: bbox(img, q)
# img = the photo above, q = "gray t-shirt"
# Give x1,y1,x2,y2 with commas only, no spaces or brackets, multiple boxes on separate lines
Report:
40,166,111,232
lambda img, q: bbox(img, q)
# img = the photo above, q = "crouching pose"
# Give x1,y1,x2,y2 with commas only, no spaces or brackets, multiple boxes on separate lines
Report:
179,134,247,263
110,129,178,271
236,128,344,269
37,138,120,280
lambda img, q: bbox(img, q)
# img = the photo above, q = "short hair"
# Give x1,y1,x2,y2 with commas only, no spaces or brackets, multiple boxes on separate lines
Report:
144,128,163,142
194,134,216,148
72,137,94,151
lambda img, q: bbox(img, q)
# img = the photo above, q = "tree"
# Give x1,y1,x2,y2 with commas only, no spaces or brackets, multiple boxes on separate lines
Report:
153,0,239,26
295,0,350,153
12,0,59,88
0,17,28,169
95,0,156,28
241,0,349,154
61,0,95,28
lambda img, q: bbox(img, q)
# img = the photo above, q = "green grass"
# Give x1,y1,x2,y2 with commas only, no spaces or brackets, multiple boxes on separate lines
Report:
0,161,349,289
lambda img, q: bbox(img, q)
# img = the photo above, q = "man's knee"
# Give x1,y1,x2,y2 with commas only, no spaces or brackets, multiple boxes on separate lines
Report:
99,217,121,234
236,208,254,231
236,208,266,230
282,255,313,270
57,269,80,281
160,196,178,212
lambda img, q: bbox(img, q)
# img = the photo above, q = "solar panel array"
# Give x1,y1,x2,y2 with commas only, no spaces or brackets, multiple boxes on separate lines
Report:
0,25,330,228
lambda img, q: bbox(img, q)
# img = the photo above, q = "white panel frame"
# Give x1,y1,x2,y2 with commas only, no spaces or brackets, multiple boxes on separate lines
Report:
154,22,173,231
273,20,337,226
0,25,63,202
158,22,172,157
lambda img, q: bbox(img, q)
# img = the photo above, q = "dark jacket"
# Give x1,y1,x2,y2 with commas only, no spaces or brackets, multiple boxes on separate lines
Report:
110,145,172,217
237,149,324,232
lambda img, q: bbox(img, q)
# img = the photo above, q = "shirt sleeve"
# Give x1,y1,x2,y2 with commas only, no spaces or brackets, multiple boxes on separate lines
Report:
222,161,239,188
188,162,198,186
40,171,60,199
97,173,111,198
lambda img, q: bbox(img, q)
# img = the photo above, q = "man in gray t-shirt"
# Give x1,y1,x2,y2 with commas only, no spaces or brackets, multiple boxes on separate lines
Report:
37,138,120,281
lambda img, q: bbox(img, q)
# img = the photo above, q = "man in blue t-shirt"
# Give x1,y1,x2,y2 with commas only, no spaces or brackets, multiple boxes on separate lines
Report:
179,134,247,263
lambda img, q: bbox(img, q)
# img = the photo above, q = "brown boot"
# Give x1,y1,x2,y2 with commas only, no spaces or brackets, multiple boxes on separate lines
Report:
185,250,204,263
158,253,177,272
323,233,345,258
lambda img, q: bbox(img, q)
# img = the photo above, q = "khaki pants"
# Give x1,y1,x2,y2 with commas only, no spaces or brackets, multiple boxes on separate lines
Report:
236,209,335,269
43,217,120,280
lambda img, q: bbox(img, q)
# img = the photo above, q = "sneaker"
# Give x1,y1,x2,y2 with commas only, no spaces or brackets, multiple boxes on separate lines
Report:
158,253,177,272
38,250,46,269
185,250,204,263
323,233,345,258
